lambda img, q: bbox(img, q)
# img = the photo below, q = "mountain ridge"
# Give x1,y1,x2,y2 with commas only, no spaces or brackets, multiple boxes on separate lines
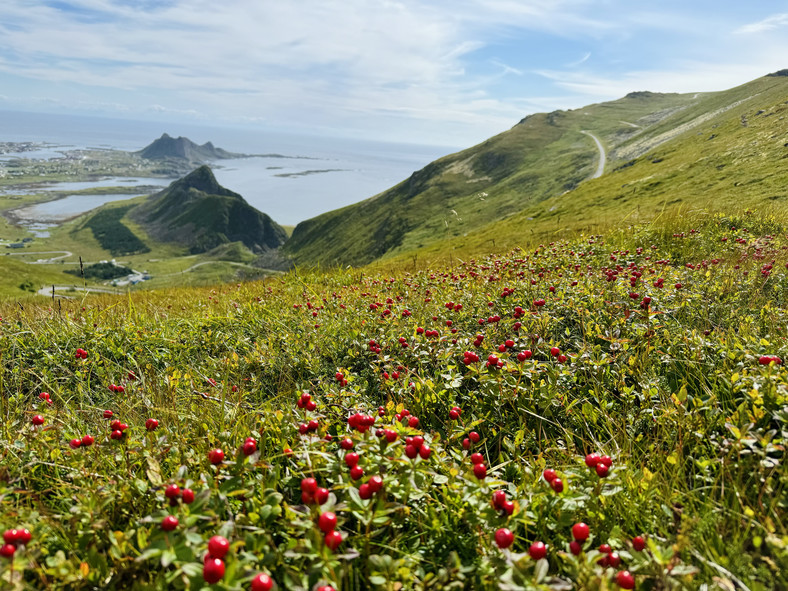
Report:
136,133,243,165
284,72,788,268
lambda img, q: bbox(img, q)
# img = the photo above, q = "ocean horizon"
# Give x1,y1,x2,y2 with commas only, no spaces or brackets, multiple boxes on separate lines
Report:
0,110,458,226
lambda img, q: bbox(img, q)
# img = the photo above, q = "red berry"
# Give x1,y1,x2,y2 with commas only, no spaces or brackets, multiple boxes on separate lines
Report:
301,477,318,494
203,557,225,583
550,478,564,493
318,512,337,533
324,530,342,550
491,490,507,508
405,444,418,459
599,455,613,467
419,444,432,459
608,552,621,567
632,536,646,552
69,438,82,449
3,530,18,544
469,431,480,443
572,522,590,542
340,437,354,450
615,570,635,589
315,487,330,505
350,465,364,480
16,529,31,545
110,419,122,430
182,488,195,504
365,476,382,494
31,415,44,426
165,484,180,499
599,544,612,554
585,453,601,467
344,452,359,467
502,500,514,515
494,528,514,549
208,449,225,465
0,544,15,558
208,535,230,559
103,410,113,419
595,463,610,478
243,439,257,456
408,416,420,428
251,573,274,591
462,438,471,449
110,429,123,440
145,418,159,431
81,434,94,446
473,463,487,479
161,516,179,531
359,483,373,499
543,469,557,483
569,540,582,555
529,541,547,560
449,409,460,420
550,347,560,356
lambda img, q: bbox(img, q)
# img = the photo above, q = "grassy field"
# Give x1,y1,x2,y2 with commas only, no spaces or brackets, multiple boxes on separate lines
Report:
0,208,785,590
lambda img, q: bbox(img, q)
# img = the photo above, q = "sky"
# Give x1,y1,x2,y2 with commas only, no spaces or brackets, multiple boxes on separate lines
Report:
1,1,787,147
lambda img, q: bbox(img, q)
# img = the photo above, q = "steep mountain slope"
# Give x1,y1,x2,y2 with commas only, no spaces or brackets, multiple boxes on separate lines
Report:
285,72,788,267
131,165,287,254
379,73,788,265
136,133,243,165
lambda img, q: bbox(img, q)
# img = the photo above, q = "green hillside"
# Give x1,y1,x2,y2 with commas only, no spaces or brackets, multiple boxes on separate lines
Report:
131,165,288,255
284,73,788,267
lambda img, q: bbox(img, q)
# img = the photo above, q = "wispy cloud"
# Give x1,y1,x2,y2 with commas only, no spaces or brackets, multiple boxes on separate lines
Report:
736,13,788,34
0,1,786,145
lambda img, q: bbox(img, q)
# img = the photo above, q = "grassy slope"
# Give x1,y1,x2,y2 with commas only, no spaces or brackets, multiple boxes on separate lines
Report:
0,257,76,297
0,213,786,589
373,76,788,267
286,75,788,268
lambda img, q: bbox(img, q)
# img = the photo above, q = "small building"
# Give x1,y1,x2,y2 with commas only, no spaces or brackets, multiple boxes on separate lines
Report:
7,243,24,249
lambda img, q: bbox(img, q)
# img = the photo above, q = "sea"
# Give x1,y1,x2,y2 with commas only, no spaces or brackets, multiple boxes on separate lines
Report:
0,110,458,226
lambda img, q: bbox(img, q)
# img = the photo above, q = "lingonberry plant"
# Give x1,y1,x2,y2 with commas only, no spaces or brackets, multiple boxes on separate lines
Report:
0,212,786,589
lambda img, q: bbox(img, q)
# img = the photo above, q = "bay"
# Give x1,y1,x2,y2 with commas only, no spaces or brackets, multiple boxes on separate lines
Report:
0,110,456,226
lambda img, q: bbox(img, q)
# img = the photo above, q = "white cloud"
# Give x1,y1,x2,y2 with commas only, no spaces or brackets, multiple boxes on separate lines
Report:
736,13,788,34
0,1,786,145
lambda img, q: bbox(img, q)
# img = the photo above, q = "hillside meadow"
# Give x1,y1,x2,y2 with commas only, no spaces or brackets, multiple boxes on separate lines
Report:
0,209,786,590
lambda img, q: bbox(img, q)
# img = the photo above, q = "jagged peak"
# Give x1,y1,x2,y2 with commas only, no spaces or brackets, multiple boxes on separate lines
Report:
170,165,226,195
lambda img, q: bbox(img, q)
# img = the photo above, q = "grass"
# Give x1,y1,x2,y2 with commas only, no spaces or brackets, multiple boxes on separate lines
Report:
284,75,788,268
0,209,786,589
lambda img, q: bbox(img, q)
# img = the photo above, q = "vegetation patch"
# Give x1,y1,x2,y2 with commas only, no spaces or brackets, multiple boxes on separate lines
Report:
65,261,134,280
81,205,150,256
0,211,785,590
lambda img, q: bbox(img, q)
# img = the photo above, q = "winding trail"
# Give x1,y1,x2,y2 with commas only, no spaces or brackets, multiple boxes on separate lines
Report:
580,130,606,179
36,285,123,298
6,250,72,263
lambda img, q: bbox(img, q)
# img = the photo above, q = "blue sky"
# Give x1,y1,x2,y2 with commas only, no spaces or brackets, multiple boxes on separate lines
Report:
1,1,787,146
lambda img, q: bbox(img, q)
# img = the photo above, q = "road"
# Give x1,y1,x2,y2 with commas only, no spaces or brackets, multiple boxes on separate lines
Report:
5,250,72,263
36,285,123,298
581,131,606,179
